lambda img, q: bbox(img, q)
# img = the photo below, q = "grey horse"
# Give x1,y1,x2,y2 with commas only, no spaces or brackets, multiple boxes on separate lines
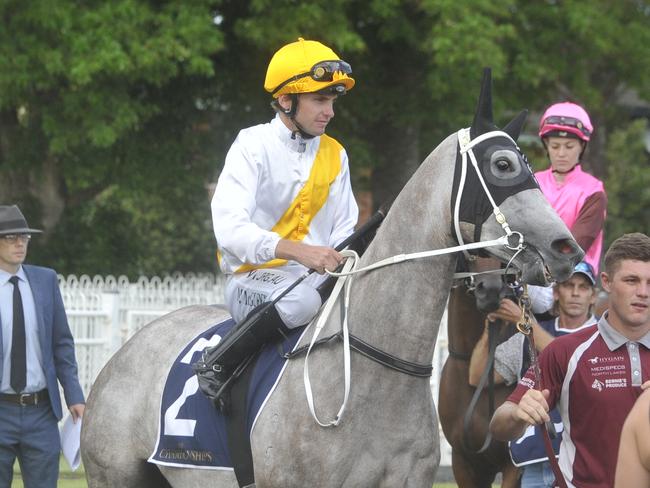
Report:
81,70,583,487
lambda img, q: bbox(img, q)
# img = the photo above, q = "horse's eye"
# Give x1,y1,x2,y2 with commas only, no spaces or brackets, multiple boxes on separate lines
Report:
495,159,510,171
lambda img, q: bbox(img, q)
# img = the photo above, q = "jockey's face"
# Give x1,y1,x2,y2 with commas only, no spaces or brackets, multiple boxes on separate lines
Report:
545,136,584,173
279,92,337,137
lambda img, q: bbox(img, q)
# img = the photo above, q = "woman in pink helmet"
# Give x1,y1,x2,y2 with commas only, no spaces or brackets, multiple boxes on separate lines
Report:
536,102,607,273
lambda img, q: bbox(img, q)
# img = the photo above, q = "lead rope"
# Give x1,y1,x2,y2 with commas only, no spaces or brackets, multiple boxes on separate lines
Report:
517,285,568,488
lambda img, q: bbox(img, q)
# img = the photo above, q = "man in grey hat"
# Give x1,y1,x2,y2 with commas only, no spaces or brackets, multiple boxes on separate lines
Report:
0,205,85,488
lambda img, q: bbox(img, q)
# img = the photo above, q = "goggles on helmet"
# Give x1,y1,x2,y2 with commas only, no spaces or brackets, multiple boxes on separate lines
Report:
541,115,592,138
271,60,352,95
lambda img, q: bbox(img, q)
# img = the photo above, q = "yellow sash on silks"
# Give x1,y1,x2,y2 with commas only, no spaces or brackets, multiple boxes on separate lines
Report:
234,135,343,273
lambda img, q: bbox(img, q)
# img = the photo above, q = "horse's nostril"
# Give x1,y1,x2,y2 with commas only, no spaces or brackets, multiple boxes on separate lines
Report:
552,238,580,256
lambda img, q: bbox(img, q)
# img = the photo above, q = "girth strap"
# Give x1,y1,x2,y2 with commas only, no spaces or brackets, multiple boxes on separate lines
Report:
286,331,432,377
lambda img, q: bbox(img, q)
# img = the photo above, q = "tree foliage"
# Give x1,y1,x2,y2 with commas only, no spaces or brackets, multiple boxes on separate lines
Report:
0,0,223,276
0,0,648,276
604,119,650,244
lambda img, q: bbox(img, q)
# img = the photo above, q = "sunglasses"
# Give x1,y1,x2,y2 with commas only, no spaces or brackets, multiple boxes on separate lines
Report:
272,60,352,95
542,115,591,137
1,234,32,243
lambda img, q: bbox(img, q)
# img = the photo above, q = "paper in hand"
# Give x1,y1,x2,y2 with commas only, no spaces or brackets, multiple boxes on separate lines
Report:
60,415,82,471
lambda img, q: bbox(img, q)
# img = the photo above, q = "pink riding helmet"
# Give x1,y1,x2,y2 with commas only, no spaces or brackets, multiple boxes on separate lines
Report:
538,102,593,142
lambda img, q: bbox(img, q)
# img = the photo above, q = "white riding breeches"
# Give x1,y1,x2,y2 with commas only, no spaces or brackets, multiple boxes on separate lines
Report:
225,267,327,328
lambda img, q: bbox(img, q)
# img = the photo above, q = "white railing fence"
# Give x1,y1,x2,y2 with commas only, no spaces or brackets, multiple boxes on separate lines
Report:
59,273,227,397
59,273,452,466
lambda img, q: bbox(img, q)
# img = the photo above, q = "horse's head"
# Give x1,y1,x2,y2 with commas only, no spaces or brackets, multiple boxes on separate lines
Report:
459,256,513,313
452,69,583,285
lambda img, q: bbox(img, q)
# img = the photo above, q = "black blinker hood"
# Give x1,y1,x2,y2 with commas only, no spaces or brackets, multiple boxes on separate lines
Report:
450,68,539,253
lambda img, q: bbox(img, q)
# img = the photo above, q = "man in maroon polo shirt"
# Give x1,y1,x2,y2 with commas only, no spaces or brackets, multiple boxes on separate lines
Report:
489,232,650,488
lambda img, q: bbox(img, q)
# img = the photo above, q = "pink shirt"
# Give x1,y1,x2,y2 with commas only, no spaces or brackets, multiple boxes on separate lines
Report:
535,165,605,273
508,316,650,488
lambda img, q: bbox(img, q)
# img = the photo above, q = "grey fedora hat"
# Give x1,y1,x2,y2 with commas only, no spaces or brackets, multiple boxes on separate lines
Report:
0,205,43,235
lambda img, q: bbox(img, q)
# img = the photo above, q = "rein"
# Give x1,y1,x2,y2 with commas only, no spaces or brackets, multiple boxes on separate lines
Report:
298,128,530,428
517,285,568,488
462,317,499,454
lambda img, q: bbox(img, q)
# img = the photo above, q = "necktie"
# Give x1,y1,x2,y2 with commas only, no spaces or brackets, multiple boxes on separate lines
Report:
9,276,26,393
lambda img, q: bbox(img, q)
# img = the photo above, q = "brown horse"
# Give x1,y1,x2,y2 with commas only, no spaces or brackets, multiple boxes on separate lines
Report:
438,260,520,487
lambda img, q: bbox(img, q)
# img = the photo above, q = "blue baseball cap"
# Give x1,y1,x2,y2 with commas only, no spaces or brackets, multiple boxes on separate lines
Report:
571,261,596,285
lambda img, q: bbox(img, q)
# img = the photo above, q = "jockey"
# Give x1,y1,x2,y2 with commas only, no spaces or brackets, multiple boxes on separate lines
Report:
199,38,359,408
535,102,607,273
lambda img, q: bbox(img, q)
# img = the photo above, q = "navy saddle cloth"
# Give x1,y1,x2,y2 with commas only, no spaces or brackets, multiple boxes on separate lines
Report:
148,318,303,469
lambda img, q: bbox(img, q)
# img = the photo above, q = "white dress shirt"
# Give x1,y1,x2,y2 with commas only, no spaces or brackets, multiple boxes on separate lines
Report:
0,266,47,393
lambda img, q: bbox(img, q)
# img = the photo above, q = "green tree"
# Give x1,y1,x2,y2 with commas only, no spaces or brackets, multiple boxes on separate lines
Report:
1,0,648,276
0,0,224,276
604,118,650,244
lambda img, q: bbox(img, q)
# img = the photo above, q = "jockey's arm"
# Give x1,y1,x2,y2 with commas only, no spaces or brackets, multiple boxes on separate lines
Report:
275,240,343,274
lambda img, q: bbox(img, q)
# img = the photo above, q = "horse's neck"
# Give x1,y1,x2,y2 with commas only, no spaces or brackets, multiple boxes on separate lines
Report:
447,286,486,357
347,136,458,366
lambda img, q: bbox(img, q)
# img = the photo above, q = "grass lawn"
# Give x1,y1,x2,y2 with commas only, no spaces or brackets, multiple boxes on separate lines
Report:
12,456,85,488
12,457,492,487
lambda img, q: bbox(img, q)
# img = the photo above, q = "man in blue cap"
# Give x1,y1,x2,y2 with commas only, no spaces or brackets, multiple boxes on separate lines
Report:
468,261,598,486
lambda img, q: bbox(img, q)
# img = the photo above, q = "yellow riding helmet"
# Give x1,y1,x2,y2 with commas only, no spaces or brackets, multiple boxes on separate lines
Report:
264,38,355,98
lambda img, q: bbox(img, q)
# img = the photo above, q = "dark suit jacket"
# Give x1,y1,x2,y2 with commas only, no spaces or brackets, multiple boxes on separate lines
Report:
2,265,85,420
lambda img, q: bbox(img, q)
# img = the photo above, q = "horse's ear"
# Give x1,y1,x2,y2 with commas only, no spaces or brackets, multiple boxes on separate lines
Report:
503,110,529,141
470,68,494,138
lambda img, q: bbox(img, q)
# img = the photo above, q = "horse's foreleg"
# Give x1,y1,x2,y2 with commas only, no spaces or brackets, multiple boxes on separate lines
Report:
500,460,521,488
451,449,495,488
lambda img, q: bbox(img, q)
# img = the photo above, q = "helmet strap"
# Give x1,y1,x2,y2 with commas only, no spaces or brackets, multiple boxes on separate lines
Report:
287,94,317,140
291,122,317,140
274,94,318,140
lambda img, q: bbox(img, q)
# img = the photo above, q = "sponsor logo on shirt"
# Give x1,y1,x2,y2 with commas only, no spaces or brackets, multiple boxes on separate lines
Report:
587,355,625,364
604,378,627,388
592,379,604,391
519,377,535,390
590,364,625,372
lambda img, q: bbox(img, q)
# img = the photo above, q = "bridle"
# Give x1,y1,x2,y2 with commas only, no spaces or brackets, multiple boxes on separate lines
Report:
297,128,534,427
453,127,526,263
